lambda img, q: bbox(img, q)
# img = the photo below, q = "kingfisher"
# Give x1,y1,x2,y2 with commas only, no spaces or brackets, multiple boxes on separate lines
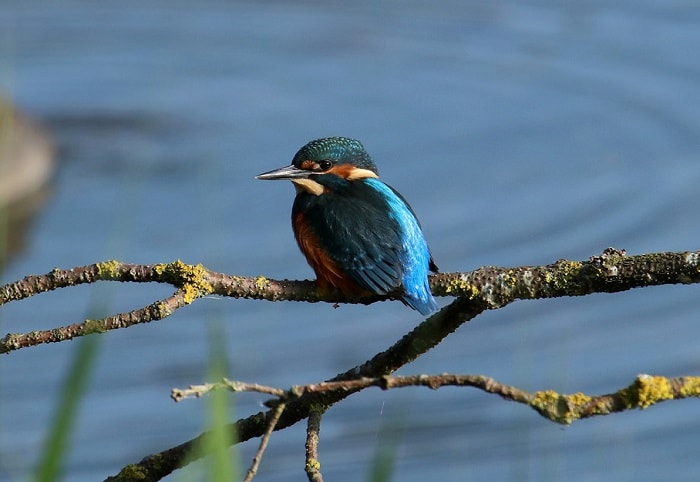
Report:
256,137,439,315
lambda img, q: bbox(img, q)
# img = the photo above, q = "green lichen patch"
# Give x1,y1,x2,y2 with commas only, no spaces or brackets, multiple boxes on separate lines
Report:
96,260,123,280
113,462,150,481
544,260,583,291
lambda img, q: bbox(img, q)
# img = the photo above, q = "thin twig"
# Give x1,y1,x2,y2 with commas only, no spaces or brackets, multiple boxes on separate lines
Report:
171,379,285,402
305,406,325,482
243,402,286,482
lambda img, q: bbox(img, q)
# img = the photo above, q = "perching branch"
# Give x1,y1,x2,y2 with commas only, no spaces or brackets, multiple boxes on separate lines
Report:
3,249,700,354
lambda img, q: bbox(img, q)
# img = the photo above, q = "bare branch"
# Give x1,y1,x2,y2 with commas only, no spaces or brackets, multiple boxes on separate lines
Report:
171,379,285,402
243,402,286,482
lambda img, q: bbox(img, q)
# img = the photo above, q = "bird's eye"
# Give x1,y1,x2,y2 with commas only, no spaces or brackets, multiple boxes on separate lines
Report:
318,160,332,171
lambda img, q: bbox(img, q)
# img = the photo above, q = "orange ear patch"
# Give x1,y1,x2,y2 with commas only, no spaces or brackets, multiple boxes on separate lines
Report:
327,164,378,180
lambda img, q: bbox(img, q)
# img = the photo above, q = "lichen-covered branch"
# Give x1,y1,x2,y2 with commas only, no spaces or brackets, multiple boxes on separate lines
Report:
105,298,477,482
433,248,700,307
3,249,696,481
172,373,700,425
3,249,700,354
108,370,700,481
1,290,189,353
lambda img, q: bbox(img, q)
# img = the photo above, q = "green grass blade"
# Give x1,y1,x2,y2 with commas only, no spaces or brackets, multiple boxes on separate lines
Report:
33,335,99,482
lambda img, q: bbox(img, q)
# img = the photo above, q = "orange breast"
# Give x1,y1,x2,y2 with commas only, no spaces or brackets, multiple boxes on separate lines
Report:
292,212,369,297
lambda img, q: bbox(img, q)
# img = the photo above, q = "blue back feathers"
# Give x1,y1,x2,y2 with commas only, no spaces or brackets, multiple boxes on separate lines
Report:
362,178,438,315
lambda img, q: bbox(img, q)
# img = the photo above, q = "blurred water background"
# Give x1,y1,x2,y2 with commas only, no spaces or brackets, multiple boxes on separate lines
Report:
1,1,700,481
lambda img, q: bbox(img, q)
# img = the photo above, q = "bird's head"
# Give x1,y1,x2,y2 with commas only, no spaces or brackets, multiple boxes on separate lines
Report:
256,137,379,195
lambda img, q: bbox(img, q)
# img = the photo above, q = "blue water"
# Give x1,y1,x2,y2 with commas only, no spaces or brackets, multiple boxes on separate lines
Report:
2,2,700,481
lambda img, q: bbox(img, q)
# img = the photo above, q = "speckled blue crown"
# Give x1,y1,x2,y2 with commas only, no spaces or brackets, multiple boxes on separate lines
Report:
293,137,378,173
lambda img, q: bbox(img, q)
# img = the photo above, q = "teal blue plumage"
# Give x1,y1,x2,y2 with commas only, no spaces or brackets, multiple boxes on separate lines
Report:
257,137,439,315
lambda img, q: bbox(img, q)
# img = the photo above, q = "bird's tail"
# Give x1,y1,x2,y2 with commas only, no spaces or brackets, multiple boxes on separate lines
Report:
402,293,439,316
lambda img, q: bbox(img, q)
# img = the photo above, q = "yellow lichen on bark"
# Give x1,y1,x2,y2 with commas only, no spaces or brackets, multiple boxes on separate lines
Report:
622,374,674,409
155,260,213,304
444,278,480,299
96,260,123,279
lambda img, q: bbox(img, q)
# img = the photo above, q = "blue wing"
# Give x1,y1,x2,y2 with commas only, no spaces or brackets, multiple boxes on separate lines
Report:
295,177,438,315
363,178,438,315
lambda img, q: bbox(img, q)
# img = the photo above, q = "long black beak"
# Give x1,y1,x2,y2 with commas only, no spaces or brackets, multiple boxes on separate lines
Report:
255,164,310,180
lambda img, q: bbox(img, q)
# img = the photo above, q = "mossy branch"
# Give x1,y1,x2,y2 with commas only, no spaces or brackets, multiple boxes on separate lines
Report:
2,248,699,354
171,373,700,425
2,248,700,481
